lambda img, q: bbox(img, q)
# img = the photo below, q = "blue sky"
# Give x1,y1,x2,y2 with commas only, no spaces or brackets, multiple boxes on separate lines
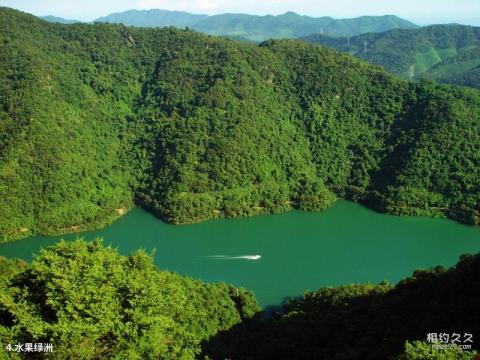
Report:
1,0,479,26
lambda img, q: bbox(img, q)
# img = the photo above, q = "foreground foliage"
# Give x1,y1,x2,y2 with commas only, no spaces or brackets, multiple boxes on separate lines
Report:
0,239,259,359
1,8,480,242
204,253,480,359
398,341,476,360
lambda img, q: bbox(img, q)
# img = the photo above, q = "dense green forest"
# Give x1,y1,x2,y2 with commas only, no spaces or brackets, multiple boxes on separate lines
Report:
0,239,259,359
0,239,478,359
91,10,417,42
0,7,480,243
302,25,480,88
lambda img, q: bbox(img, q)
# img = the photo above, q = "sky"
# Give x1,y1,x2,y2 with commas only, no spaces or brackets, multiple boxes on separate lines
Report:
1,0,479,26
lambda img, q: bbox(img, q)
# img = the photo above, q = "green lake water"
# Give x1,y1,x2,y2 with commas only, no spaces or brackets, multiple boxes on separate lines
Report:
1,200,479,308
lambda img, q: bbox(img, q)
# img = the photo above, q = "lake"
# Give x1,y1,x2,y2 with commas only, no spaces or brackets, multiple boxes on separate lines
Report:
1,200,479,308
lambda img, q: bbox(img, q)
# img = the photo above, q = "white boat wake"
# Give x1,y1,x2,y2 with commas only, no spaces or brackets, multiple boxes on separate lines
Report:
209,255,261,260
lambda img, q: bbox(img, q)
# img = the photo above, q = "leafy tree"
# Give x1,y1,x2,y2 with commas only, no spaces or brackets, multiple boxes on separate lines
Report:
0,239,259,359
396,341,477,360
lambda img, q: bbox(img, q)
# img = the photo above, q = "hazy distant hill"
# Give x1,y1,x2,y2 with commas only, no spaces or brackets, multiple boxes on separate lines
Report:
302,24,480,88
94,9,418,41
193,12,418,41
95,9,208,28
41,15,80,24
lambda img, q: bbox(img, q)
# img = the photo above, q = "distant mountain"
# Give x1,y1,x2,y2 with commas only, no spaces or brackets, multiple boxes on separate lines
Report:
302,24,480,88
193,13,418,42
95,9,208,27
94,9,418,41
41,15,80,24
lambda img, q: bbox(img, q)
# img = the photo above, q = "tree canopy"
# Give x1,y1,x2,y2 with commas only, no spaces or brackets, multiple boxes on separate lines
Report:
0,239,259,359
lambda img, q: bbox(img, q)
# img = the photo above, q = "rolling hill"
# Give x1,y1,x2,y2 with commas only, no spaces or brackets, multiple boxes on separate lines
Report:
192,12,418,42
95,8,208,28
95,10,418,41
302,24,480,88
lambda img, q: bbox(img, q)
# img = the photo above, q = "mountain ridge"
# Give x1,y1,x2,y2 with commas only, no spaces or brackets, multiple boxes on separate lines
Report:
41,15,81,24
40,9,418,41
95,8,209,28
94,9,418,41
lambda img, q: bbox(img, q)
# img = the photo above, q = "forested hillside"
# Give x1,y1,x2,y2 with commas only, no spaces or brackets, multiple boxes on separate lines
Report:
302,25,480,88
95,10,418,41
1,7,479,243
